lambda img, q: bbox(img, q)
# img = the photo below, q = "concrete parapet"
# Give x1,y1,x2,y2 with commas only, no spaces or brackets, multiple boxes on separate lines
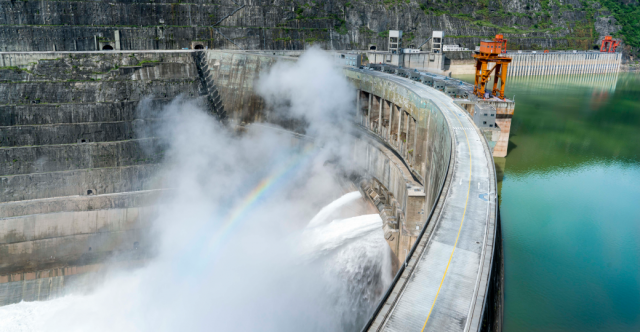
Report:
350,68,500,332
348,70,453,263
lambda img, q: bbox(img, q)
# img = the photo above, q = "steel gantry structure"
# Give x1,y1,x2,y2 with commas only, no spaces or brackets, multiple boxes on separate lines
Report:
473,35,512,100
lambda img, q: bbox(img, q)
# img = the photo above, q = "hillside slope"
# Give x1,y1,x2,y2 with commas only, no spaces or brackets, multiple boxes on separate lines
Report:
0,0,636,55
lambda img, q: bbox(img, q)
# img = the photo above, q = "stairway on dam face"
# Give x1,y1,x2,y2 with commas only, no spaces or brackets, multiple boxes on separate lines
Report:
0,51,203,305
193,51,226,120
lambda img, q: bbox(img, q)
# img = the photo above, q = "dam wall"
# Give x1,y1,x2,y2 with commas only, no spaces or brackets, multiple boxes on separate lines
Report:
0,51,200,200
0,50,203,305
0,50,498,332
0,49,447,304
506,51,622,77
347,69,453,266
346,69,500,332
201,50,293,124
0,49,313,305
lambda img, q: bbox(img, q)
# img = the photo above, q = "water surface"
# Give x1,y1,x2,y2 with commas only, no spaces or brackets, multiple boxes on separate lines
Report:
458,73,640,331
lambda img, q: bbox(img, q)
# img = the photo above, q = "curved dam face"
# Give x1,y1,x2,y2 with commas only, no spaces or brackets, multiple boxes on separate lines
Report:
348,70,500,332
0,49,499,331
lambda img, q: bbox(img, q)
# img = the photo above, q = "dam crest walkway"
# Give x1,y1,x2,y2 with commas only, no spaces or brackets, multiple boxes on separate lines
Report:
357,70,498,332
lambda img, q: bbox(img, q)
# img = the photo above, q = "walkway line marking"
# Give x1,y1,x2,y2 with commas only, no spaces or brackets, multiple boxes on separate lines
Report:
420,105,473,332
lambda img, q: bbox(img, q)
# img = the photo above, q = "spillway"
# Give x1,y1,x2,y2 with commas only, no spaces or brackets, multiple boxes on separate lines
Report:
0,48,499,331
307,192,363,227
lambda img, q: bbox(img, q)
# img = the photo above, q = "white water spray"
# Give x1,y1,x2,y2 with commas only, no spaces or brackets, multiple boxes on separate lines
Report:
307,191,363,227
302,214,392,331
0,48,392,332
0,213,392,332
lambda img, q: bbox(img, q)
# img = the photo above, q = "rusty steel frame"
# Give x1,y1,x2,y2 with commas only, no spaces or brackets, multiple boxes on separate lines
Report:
472,54,511,100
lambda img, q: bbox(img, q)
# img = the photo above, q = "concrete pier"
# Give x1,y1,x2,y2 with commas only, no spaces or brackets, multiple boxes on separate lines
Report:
365,50,621,78
506,51,622,77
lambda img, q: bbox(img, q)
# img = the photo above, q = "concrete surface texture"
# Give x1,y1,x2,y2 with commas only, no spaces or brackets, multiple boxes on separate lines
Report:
0,0,625,55
350,69,497,332
0,51,203,305
0,50,498,332
506,51,622,77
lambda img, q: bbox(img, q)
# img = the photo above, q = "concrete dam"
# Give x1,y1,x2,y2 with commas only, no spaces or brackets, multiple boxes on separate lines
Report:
0,49,500,331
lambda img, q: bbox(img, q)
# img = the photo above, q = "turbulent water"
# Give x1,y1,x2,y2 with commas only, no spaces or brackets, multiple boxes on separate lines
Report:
0,198,391,332
0,49,393,332
307,192,363,227
302,213,392,331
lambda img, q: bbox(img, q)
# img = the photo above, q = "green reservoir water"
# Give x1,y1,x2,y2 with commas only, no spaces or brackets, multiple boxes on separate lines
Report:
458,73,640,331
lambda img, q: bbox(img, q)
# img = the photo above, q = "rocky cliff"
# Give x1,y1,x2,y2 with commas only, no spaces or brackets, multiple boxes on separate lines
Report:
0,0,637,55
0,0,640,52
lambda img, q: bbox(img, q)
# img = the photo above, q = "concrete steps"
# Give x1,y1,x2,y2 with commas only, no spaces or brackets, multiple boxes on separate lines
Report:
0,51,208,305
0,121,156,147
0,99,179,126
0,189,167,219
0,80,198,105
1,164,163,203
0,138,163,176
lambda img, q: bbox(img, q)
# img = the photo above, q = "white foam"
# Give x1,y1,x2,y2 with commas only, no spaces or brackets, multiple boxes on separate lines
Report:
301,213,392,330
307,191,362,227
0,296,78,332
0,213,392,332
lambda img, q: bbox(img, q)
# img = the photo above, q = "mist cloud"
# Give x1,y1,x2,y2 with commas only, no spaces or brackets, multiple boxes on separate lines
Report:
0,49,390,332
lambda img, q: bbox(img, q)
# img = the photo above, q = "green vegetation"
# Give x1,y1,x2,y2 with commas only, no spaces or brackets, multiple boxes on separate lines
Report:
0,66,22,71
359,26,376,36
597,0,640,49
408,0,638,51
419,3,447,16
404,32,415,45
138,59,160,65
304,37,320,44
336,23,348,35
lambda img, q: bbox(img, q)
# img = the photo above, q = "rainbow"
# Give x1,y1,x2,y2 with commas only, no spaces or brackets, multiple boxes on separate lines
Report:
205,144,317,251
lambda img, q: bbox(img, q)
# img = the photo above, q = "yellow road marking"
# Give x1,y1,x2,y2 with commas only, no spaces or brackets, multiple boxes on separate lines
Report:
420,108,473,332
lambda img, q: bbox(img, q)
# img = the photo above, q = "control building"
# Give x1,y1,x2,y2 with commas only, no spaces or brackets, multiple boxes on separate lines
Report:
473,103,497,128
389,30,403,54
431,31,444,53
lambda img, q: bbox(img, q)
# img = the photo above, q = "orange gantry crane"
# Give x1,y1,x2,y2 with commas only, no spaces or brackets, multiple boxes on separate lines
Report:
601,36,619,53
473,34,512,100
